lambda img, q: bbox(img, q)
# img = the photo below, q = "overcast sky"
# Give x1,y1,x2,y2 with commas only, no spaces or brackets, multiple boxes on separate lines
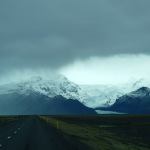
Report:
0,0,150,85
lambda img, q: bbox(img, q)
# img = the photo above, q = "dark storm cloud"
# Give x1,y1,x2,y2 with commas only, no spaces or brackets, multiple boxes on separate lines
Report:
0,0,150,73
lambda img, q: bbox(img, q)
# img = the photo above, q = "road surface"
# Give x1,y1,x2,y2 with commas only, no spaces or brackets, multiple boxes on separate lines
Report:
0,116,77,150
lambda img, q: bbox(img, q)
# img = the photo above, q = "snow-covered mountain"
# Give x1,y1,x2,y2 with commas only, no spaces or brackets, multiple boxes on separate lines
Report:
108,87,150,114
0,75,80,100
79,78,150,108
0,75,97,115
0,75,150,110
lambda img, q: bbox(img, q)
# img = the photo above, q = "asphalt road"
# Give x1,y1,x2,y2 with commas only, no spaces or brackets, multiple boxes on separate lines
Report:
0,116,77,150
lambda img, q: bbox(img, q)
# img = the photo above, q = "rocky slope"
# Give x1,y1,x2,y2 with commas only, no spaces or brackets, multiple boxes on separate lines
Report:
108,87,150,114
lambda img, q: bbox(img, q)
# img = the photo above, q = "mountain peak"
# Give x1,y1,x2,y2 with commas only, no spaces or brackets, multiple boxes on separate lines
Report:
109,86,150,114
0,75,80,101
137,87,150,92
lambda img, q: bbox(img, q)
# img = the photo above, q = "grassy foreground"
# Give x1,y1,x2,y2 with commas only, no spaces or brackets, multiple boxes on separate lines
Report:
39,115,150,150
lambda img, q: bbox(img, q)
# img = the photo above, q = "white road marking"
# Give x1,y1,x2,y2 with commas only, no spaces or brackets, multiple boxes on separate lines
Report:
0,122,27,147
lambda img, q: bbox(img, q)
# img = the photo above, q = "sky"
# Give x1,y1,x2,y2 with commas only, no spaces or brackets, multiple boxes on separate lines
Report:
0,0,150,85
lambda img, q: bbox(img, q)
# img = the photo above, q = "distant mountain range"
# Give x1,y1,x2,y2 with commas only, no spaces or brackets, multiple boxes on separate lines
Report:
0,75,150,114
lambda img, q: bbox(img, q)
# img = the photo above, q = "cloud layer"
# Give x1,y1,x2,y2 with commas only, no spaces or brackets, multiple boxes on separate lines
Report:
0,0,150,83
60,54,150,85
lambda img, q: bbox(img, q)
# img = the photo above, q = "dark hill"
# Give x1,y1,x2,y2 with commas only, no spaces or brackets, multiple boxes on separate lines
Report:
0,92,96,115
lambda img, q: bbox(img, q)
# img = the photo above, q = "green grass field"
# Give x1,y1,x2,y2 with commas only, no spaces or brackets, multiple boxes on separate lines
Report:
40,115,150,150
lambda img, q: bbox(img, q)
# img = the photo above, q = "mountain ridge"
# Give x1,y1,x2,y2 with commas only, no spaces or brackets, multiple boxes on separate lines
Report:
0,75,81,100
108,87,150,114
